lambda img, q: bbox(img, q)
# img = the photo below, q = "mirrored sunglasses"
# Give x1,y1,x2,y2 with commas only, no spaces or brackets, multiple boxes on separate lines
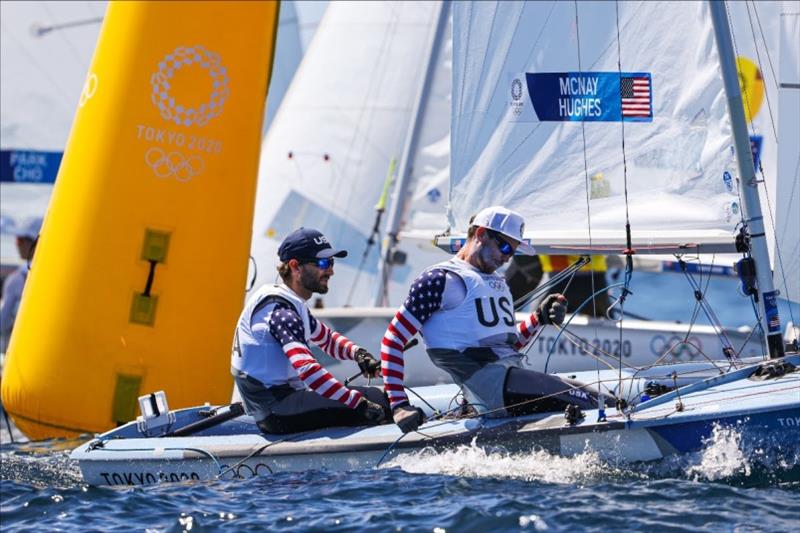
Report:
304,257,334,269
487,229,515,255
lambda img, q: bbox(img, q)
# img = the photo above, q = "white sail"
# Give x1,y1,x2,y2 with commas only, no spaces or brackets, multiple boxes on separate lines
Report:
250,1,449,306
774,9,800,305
263,0,303,134
398,8,452,237
449,1,745,254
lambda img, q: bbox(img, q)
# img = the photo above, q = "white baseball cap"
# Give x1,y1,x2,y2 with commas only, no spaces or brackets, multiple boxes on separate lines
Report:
472,206,536,255
16,216,43,239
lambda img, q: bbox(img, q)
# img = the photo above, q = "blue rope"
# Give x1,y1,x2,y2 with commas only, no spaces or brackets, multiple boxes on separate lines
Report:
543,281,626,373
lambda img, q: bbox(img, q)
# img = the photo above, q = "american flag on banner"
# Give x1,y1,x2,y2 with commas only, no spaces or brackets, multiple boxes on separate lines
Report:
620,75,652,118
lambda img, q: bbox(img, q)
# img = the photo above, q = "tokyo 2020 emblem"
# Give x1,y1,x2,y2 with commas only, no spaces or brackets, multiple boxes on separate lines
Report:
150,45,229,127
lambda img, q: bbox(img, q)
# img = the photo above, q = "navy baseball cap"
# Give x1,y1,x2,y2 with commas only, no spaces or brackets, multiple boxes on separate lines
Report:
278,227,348,262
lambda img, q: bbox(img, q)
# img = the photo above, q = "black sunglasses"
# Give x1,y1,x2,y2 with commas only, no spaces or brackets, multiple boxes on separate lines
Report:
486,229,515,255
302,257,334,269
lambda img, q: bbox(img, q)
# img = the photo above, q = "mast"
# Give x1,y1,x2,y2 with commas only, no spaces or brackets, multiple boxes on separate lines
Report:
374,0,450,306
709,0,785,359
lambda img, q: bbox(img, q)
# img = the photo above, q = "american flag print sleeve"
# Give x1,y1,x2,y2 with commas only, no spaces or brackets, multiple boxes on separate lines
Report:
308,314,361,361
514,310,541,350
268,304,362,408
381,268,447,409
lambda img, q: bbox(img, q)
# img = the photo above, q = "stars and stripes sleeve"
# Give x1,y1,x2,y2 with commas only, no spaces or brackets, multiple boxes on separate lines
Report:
268,304,362,409
308,314,361,361
514,311,541,350
381,268,447,409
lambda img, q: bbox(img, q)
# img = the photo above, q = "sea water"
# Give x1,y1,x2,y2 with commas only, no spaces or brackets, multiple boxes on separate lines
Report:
2,272,799,532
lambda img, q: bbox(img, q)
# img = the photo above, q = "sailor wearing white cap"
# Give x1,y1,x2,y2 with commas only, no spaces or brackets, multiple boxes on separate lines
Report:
1,216,43,353
381,206,602,433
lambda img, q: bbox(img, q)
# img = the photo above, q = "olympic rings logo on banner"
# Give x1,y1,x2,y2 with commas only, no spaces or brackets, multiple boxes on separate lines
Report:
650,334,703,359
150,45,229,127
79,73,98,107
145,147,204,182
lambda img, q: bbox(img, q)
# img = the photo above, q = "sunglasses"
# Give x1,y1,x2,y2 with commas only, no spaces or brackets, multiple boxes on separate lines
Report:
486,229,515,255
303,257,334,269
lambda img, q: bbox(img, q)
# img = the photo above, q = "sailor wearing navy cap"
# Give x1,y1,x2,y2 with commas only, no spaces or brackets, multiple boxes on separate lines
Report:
231,227,389,434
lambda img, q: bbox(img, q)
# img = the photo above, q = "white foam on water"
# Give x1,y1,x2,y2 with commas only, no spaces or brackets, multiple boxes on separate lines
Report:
687,423,751,481
382,438,613,484
519,514,550,530
1,448,84,488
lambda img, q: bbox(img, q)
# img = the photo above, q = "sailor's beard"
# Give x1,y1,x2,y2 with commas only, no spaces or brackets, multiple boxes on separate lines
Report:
476,245,502,274
301,267,329,294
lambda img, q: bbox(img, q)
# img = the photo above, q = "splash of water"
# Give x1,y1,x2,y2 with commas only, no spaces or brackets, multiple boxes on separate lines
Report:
0,448,84,488
687,423,751,481
382,438,615,484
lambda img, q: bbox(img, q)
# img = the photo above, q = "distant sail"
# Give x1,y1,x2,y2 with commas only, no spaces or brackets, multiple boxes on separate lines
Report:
250,1,449,307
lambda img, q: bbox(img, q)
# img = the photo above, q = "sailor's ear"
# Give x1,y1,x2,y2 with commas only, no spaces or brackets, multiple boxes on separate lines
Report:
474,226,487,240
288,258,301,270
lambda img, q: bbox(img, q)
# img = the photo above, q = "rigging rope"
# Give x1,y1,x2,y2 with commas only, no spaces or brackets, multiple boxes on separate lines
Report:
613,0,636,402
744,1,779,143
513,256,589,310
572,1,599,321
542,282,625,373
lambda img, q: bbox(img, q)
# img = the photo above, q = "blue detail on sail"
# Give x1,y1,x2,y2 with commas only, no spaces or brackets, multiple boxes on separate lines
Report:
426,188,441,203
750,134,763,172
0,150,62,184
525,72,653,123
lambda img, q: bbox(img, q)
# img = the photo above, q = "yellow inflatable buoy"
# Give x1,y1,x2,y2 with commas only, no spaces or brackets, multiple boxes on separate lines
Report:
736,56,765,124
1,1,280,439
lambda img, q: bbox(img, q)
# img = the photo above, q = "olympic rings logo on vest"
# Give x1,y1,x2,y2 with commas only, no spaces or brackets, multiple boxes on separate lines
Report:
145,147,204,182
488,279,506,292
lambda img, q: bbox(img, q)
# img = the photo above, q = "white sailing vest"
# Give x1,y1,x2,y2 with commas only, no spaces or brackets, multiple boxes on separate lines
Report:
422,259,518,352
230,283,312,389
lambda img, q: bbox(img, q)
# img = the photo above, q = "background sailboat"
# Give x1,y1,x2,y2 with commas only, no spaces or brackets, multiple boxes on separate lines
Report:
248,0,450,308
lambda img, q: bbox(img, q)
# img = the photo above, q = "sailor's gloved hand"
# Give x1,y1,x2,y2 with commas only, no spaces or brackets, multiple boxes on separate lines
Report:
356,397,386,423
393,404,424,433
355,348,381,378
536,294,567,326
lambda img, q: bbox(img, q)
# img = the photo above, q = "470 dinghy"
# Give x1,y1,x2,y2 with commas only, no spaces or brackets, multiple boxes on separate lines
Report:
70,354,800,486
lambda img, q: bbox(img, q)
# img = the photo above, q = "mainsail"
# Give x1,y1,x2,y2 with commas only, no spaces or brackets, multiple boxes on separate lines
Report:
449,1,743,254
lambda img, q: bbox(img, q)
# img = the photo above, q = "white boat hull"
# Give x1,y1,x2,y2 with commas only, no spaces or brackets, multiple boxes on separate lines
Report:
72,356,800,486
